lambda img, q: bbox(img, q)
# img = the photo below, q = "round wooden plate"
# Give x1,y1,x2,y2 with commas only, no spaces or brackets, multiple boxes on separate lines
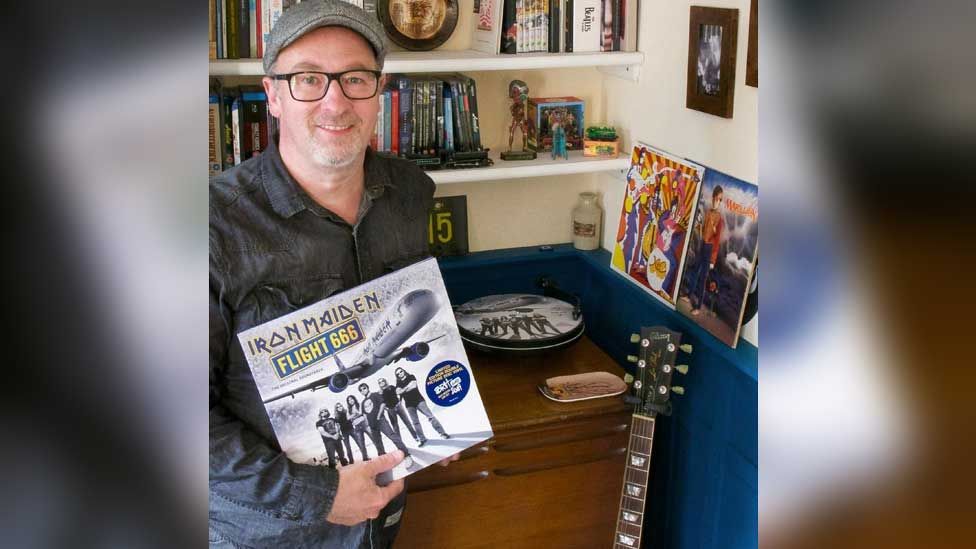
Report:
377,0,459,51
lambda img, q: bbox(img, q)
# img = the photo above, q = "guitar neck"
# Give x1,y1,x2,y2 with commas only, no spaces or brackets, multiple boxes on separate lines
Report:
613,413,656,548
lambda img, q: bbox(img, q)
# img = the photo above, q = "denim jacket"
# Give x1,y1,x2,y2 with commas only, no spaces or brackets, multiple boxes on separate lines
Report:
209,140,434,548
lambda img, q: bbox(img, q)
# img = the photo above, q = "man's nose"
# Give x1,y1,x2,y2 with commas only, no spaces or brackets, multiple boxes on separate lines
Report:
320,78,353,108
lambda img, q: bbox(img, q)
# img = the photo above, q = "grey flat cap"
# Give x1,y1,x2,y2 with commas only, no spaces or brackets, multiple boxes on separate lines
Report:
263,0,388,75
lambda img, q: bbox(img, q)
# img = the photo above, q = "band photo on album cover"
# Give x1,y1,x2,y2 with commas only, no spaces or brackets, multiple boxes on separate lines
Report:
237,258,493,483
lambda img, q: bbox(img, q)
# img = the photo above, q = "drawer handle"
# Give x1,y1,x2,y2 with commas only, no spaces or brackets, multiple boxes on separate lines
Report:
493,447,626,477
494,423,628,452
407,470,490,494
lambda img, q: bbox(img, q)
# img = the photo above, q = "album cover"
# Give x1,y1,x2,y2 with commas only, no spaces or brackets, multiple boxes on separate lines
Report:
676,167,758,348
237,258,493,484
611,143,703,308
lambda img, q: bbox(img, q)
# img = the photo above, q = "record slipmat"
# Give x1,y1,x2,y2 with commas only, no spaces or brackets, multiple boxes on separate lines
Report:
454,293,584,354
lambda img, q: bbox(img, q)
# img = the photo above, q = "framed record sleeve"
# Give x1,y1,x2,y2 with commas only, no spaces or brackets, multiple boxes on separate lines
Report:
378,0,459,51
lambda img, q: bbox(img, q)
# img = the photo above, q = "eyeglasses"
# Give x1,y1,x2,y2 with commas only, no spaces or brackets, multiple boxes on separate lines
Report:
272,69,382,101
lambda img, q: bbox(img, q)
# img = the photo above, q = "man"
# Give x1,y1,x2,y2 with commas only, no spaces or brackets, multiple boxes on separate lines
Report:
684,185,724,316
316,408,348,468
209,2,455,547
358,382,412,462
378,377,418,443
394,366,450,446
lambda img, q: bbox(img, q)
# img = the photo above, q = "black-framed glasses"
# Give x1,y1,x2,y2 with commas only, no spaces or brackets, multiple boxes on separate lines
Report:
272,69,382,101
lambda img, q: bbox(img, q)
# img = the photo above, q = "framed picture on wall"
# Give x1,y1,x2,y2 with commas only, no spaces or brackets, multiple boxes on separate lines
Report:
686,6,739,118
746,0,758,87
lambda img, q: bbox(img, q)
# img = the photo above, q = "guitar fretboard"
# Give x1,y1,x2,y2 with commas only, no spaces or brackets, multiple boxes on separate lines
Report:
613,414,656,548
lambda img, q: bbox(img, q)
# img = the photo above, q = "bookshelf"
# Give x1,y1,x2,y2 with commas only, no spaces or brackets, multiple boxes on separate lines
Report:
209,50,644,76
210,49,641,183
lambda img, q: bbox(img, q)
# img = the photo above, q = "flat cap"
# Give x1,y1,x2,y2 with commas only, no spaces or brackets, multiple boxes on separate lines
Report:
263,0,388,75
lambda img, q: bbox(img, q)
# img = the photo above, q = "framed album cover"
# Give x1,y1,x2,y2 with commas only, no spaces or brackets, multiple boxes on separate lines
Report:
378,0,459,51
686,6,739,118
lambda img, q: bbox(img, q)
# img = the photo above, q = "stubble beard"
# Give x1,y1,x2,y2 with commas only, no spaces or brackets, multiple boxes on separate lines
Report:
307,117,365,168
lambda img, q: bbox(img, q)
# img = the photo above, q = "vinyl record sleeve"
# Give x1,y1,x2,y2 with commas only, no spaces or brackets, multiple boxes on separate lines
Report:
237,258,493,484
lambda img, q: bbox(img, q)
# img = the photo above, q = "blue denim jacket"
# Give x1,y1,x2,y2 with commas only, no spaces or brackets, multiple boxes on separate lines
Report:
209,140,434,548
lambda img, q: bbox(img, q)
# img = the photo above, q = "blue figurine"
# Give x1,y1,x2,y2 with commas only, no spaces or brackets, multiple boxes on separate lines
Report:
551,119,569,160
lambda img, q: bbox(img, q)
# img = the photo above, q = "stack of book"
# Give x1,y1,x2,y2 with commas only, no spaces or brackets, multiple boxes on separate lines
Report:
209,80,275,175
209,0,377,60
478,0,637,55
210,74,486,175
372,74,485,168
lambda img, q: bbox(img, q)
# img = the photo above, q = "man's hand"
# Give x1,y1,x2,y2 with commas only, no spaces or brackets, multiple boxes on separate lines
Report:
438,453,460,467
326,450,406,526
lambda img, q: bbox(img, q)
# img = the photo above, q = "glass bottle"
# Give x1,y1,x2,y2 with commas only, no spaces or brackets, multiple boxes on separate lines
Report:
572,192,602,250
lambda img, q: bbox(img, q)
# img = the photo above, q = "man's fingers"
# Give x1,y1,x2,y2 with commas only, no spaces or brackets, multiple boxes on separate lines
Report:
367,450,405,475
378,478,405,502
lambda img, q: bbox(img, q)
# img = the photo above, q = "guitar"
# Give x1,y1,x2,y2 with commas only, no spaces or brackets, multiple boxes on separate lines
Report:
612,327,691,549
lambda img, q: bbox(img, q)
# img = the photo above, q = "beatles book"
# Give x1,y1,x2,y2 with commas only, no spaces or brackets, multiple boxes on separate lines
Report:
675,167,758,348
237,258,494,484
611,143,703,308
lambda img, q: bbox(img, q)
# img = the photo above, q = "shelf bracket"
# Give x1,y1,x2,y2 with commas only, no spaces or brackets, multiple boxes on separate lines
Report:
598,63,641,83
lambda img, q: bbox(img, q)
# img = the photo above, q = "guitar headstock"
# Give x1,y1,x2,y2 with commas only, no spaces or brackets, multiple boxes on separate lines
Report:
624,327,690,417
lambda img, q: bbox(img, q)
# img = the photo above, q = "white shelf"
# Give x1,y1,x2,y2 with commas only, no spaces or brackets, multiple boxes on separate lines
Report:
429,150,628,185
209,50,644,76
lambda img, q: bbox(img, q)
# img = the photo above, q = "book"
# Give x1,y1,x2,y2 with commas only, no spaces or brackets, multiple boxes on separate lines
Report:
238,0,250,59
621,0,637,51
464,76,482,150
564,0,573,52
676,167,758,349
571,0,600,52
209,92,221,175
241,88,268,160
472,0,504,54
611,143,704,308
249,0,257,58
500,0,517,54
231,96,242,165
236,257,494,483
600,0,613,51
443,87,454,152
397,76,413,156
391,86,399,155
209,0,218,59
549,0,561,52
225,0,239,58
221,87,239,168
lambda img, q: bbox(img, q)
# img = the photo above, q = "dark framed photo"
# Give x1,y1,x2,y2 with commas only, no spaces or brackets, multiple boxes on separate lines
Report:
686,6,739,118
746,0,758,87
377,0,459,51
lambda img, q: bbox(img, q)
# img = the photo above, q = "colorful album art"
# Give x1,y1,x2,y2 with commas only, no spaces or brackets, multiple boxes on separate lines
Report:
611,144,703,307
676,167,758,348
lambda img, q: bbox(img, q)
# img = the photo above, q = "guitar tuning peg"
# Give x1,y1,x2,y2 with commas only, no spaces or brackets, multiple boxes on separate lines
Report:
630,333,640,343
624,373,634,384
627,355,639,363
671,386,685,395
675,364,689,375
680,343,693,354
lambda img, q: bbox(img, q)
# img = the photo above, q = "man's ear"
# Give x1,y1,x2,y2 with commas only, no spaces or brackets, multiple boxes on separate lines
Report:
262,77,282,119
379,74,388,90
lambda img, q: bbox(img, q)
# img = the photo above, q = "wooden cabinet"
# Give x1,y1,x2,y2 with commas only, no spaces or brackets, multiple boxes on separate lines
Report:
397,336,632,548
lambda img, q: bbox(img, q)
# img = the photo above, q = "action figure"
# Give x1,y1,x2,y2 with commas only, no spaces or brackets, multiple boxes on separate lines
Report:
500,80,537,161
550,111,569,160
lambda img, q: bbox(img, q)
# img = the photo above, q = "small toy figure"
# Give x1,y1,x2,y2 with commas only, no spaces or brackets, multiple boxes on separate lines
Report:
500,80,537,161
550,113,569,160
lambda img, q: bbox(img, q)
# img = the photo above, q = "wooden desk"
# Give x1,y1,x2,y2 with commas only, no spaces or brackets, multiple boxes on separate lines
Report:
397,336,631,548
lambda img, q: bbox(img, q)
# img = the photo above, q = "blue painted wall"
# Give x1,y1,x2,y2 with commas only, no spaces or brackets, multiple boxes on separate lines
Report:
439,244,757,549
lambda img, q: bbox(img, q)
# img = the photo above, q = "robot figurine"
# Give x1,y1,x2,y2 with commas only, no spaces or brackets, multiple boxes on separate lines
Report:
500,80,537,161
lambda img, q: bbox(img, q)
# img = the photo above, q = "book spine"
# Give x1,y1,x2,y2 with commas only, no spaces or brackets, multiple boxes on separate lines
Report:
411,80,419,154
500,0,517,54
241,90,266,159
435,79,444,153
221,89,238,168
217,0,225,58
385,90,393,152
549,0,559,52
612,0,621,51
255,0,263,58
622,0,638,51
451,80,468,151
443,87,454,152
398,77,412,156
466,77,482,150
209,94,221,175
600,0,611,51
209,0,217,59
391,87,399,155
425,80,434,154
237,0,249,59
573,0,600,52
249,0,257,58
226,0,238,58
231,96,242,165
516,0,523,53
564,0,573,52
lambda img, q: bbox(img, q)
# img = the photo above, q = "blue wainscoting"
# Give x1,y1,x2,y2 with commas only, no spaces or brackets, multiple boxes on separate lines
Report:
439,244,757,549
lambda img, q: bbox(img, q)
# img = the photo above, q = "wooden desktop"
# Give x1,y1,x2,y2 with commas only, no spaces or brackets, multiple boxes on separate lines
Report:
397,336,632,548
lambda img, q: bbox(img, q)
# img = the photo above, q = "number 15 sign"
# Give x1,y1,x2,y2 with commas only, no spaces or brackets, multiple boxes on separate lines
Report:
428,195,469,257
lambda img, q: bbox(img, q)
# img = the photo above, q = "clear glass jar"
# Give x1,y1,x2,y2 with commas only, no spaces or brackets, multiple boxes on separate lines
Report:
572,192,602,250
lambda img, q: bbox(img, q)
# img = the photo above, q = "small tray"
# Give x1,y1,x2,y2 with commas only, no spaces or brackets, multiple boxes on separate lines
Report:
538,371,627,403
